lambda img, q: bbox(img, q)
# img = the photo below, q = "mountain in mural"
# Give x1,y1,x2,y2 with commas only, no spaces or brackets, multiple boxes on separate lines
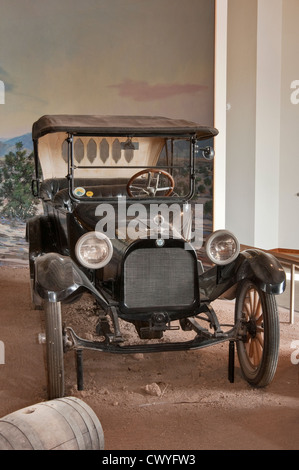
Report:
0,133,32,157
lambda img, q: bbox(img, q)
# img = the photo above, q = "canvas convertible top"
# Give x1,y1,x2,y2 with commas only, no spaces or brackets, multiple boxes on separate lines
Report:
32,115,218,141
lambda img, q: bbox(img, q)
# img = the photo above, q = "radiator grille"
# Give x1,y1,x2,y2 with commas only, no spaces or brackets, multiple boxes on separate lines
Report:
124,247,196,309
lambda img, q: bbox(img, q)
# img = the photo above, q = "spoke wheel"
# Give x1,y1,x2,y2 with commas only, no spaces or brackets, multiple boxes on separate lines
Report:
44,301,65,399
235,280,279,387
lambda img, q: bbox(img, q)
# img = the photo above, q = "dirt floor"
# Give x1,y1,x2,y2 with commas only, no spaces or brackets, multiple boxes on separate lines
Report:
0,265,299,451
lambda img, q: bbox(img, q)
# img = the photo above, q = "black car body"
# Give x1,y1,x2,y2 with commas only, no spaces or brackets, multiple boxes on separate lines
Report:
26,115,286,399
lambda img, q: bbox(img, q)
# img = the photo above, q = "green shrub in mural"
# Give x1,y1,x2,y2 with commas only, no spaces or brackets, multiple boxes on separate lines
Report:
0,142,39,221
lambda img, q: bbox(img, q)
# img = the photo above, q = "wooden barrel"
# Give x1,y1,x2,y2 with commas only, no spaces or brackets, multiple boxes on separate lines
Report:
0,397,104,450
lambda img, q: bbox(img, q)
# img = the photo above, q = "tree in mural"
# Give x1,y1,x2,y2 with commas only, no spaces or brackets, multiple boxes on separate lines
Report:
0,142,39,221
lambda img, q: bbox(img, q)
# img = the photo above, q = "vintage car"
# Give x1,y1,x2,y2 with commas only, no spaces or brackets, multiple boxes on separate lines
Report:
26,114,286,399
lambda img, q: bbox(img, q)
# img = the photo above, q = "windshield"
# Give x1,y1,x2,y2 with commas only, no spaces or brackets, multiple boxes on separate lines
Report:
38,133,194,200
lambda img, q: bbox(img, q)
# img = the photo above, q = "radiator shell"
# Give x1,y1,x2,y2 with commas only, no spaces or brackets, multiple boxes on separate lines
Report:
119,239,200,318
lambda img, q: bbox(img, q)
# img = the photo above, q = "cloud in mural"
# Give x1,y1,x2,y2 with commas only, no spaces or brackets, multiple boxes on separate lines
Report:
109,79,207,102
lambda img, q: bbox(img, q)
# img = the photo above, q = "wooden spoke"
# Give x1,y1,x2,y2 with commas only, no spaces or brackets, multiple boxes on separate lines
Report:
244,296,251,318
253,290,259,313
256,332,264,349
249,289,254,314
243,287,264,368
255,298,262,320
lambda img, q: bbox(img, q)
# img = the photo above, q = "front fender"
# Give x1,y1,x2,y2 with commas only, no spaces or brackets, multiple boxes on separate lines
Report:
200,248,286,301
34,252,109,308
237,249,286,294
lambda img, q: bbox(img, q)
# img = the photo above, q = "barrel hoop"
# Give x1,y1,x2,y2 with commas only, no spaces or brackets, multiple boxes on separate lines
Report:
0,428,17,450
41,401,85,450
0,416,44,450
61,397,104,450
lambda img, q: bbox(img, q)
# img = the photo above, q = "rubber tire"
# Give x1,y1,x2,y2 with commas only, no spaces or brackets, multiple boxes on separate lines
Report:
44,301,65,399
235,279,280,387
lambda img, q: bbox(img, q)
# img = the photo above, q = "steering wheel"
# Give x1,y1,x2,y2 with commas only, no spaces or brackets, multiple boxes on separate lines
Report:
127,169,175,197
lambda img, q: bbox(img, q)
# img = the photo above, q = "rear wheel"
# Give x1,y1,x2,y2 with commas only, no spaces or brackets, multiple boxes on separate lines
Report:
44,301,65,399
235,280,279,387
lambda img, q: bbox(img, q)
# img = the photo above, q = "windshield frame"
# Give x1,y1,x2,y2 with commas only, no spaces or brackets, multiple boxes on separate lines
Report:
65,132,197,204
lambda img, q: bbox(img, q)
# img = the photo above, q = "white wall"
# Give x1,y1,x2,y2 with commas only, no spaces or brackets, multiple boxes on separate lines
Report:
223,0,299,250
254,0,282,249
225,0,257,245
279,0,299,248
213,0,228,230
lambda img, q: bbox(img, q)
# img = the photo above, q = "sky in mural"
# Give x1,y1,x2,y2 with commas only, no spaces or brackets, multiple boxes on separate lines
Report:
0,0,215,138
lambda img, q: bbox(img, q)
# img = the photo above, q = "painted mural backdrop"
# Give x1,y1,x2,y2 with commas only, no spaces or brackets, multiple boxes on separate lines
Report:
0,0,215,266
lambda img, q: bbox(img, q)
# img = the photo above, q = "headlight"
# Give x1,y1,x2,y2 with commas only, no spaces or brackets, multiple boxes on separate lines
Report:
205,230,240,265
75,232,113,269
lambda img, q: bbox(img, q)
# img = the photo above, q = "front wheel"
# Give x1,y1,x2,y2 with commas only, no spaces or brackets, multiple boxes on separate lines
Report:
235,280,279,387
44,301,65,399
